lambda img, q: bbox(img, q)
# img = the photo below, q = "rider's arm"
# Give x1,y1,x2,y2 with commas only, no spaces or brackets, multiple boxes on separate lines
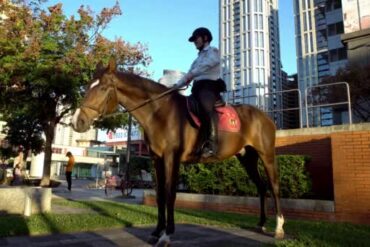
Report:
188,47,220,78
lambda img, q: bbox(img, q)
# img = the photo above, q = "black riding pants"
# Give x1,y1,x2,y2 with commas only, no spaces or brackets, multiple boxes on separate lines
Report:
192,80,223,141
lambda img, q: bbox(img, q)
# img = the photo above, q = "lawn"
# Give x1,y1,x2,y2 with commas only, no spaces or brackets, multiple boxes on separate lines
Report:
0,199,369,246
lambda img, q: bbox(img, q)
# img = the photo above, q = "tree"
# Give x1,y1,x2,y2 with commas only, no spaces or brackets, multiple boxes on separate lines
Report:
1,110,44,162
0,0,151,186
320,63,370,122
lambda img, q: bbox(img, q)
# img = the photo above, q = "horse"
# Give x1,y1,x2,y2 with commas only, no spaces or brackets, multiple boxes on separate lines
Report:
71,59,285,245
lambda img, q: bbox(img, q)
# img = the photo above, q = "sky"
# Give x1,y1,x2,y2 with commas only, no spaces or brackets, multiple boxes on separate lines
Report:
48,0,297,81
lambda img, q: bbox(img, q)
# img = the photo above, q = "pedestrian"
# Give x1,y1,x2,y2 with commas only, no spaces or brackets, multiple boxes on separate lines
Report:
174,27,226,158
65,151,75,191
11,163,23,186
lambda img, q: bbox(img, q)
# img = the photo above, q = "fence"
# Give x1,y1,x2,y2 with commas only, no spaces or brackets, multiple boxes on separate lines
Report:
224,82,352,129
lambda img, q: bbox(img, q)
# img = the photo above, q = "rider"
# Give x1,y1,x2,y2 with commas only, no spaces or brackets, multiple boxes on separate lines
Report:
174,27,226,158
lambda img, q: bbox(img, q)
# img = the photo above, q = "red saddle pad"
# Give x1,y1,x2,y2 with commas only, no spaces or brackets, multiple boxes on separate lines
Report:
189,105,241,132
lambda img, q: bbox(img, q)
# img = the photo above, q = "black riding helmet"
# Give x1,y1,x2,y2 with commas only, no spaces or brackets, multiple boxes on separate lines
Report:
188,27,213,42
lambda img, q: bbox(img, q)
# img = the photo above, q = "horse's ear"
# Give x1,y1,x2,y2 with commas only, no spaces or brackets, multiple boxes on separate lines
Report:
108,58,117,73
94,61,105,78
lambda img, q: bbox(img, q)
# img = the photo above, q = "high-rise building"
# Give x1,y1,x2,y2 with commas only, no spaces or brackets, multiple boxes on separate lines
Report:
220,0,283,127
294,0,348,126
281,73,301,129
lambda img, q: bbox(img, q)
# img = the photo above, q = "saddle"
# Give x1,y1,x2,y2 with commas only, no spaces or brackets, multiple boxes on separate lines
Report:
186,95,241,133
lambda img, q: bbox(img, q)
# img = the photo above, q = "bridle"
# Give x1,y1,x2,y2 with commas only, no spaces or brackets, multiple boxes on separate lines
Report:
80,75,183,119
80,77,118,118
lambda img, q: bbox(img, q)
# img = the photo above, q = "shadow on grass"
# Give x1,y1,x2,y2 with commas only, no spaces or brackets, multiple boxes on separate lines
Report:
0,213,30,238
70,200,136,227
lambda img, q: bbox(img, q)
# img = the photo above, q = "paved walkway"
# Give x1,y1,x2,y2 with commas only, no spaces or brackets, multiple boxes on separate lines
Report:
0,179,277,246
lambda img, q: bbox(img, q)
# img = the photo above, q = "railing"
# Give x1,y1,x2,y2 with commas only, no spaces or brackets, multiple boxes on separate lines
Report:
263,89,303,128
225,81,352,129
304,82,352,127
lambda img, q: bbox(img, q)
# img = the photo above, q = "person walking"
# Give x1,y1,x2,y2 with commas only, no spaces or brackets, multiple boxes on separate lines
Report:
65,151,75,191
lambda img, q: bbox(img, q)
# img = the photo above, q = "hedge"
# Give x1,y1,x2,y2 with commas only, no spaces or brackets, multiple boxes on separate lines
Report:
178,155,312,199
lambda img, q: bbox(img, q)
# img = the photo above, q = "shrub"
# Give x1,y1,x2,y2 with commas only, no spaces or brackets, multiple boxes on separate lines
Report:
179,155,312,199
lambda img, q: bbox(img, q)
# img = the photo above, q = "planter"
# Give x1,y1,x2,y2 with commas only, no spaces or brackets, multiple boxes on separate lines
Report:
0,186,51,216
143,190,335,222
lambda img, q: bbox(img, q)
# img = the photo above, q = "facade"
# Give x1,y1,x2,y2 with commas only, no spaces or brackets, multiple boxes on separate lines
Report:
54,115,98,147
341,0,370,66
294,0,348,126
220,0,283,128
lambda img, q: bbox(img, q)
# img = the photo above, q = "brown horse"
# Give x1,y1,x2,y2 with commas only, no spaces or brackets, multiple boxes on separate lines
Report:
72,59,284,245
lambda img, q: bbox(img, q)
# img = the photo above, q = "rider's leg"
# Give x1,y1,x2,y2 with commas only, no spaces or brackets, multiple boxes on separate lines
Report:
198,89,218,157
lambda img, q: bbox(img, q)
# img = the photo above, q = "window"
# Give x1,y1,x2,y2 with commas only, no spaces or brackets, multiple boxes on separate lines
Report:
327,22,344,36
329,47,347,62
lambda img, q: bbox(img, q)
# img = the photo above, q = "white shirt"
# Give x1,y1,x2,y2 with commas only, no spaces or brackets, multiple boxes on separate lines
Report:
176,44,220,86
188,44,220,81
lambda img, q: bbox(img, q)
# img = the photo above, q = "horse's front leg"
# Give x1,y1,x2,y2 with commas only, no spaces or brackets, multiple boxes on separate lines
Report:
157,152,180,246
148,157,166,244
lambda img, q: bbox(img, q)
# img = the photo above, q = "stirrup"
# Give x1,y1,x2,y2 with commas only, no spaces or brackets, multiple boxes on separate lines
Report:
201,141,216,158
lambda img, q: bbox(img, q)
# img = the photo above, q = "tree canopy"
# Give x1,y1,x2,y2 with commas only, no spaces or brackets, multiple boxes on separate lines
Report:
0,0,151,185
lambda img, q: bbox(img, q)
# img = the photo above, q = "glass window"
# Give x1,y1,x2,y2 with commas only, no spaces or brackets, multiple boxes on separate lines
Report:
254,14,258,29
259,32,264,47
259,15,263,29
310,33,314,53
259,68,265,83
255,31,259,46
253,68,259,82
304,33,309,53
259,50,264,66
258,0,263,12
254,51,259,66
338,47,347,60
244,0,249,12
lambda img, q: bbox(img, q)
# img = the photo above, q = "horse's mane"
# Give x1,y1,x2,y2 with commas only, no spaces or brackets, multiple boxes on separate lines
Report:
117,71,173,95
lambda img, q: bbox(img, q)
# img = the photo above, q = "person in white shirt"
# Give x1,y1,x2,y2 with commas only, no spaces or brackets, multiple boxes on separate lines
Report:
175,27,226,158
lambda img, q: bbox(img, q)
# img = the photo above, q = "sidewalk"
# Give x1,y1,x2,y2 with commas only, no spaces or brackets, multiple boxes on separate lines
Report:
0,179,277,246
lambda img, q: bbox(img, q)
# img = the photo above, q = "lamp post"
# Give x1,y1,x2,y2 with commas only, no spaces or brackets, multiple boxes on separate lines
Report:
124,113,132,196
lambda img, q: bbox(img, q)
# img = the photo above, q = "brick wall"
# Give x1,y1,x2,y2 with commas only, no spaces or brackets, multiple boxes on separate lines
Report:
276,134,333,200
144,124,370,225
331,131,370,224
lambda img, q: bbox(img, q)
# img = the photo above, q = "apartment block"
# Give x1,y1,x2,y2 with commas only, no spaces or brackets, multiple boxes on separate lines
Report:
220,0,283,127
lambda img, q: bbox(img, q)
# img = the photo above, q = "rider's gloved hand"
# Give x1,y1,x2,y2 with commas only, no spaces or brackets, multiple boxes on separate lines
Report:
173,73,192,89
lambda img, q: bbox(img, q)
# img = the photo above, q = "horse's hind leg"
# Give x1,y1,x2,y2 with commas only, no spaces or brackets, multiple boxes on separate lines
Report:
258,149,284,239
237,146,267,231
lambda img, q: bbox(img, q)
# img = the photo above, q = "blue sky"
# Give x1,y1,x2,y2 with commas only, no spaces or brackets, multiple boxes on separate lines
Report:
49,0,297,80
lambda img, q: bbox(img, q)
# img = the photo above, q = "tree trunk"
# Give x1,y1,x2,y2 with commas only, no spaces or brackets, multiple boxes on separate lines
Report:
40,122,56,187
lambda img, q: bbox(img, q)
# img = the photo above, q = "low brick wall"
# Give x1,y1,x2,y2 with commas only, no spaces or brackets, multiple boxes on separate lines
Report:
144,123,370,225
0,186,51,216
143,190,335,222
276,123,370,224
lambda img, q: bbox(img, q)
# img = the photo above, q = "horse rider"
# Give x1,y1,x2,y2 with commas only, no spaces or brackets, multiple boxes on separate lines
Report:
174,27,226,158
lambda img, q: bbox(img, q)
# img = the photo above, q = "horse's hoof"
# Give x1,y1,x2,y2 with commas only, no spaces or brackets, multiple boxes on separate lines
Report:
256,225,267,233
147,235,159,245
274,230,285,240
260,226,267,233
155,233,171,247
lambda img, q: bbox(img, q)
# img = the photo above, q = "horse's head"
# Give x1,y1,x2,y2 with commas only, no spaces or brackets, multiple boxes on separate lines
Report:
72,59,119,132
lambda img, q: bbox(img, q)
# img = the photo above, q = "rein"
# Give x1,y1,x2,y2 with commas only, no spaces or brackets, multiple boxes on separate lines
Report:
101,85,184,119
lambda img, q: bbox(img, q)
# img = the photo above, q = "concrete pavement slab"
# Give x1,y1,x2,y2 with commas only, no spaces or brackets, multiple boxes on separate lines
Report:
0,224,275,247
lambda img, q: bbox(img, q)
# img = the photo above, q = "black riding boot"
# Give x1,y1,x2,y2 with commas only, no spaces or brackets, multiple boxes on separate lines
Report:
202,112,218,158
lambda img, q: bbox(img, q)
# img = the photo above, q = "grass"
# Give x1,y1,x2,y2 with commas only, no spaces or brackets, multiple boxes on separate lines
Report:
0,198,370,246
